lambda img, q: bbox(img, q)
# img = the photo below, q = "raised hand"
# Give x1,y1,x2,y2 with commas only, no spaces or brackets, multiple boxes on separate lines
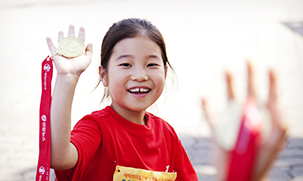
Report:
48,25,93,169
202,61,288,181
46,25,93,77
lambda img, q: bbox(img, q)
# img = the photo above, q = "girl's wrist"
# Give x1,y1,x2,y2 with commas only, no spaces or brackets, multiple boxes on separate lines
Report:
56,73,80,85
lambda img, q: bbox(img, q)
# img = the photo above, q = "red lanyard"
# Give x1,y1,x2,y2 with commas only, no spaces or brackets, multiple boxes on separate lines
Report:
36,56,53,181
226,97,262,181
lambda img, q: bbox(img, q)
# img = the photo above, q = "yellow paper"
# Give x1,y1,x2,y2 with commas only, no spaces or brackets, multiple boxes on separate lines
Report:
113,165,177,181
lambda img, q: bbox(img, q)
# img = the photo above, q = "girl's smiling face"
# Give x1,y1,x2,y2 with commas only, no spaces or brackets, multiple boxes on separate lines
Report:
100,36,167,123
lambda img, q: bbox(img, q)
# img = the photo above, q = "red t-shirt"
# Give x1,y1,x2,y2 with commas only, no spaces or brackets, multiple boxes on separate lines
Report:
55,106,198,181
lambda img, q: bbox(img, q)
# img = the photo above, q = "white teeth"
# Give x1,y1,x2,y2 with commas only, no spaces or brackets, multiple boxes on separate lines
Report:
129,88,149,93
140,88,149,92
129,88,139,93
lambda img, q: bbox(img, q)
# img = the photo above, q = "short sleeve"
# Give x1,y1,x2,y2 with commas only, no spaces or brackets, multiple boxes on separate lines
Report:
55,115,102,180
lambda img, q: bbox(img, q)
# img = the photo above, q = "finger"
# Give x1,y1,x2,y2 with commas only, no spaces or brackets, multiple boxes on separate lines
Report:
78,27,85,42
266,68,288,133
68,25,75,37
46,37,57,54
247,60,257,98
85,43,93,58
225,70,236,101
58,31,64,42
201,97,215,131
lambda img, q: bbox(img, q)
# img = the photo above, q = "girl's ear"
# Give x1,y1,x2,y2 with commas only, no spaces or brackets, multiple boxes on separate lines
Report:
99,66,108,87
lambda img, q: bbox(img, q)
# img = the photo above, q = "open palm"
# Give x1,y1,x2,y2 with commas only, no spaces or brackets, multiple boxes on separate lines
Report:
46,25,93,77
202,61,288,181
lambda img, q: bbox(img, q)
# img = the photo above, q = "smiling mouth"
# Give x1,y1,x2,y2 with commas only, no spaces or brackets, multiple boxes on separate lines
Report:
128,88,151,94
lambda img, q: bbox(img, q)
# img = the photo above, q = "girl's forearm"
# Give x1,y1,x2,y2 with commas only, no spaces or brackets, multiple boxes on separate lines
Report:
50,73,79,169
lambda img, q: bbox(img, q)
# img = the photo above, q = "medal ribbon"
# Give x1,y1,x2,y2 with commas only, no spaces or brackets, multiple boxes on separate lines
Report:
226,97,262,181
36,56,53,181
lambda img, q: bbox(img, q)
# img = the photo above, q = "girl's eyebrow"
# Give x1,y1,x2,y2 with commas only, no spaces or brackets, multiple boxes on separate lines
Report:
116,54,161,61
149,55,161,59
116,54,133,61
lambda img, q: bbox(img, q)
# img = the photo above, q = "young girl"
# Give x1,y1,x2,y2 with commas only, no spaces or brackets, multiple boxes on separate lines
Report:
46,18,287,181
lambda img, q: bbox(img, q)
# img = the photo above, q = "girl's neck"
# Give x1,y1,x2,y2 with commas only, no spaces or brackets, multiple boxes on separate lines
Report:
111,104,147,125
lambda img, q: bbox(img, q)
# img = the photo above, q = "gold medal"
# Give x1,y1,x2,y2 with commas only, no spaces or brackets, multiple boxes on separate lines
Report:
55,37,85,58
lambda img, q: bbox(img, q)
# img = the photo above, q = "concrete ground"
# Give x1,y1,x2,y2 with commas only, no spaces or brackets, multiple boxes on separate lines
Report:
0,0,302,180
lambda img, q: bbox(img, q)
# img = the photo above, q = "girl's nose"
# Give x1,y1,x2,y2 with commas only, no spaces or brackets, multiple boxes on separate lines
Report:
131,68,149,82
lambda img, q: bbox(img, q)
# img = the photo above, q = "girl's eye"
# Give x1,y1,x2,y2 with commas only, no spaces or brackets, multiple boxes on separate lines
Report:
147,63,159,68
119,63,131,67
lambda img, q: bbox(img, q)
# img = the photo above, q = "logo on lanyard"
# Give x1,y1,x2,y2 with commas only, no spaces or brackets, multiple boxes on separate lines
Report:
43,63,51,90
39,166,46,175
44,63,51,72
41,115,47,142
